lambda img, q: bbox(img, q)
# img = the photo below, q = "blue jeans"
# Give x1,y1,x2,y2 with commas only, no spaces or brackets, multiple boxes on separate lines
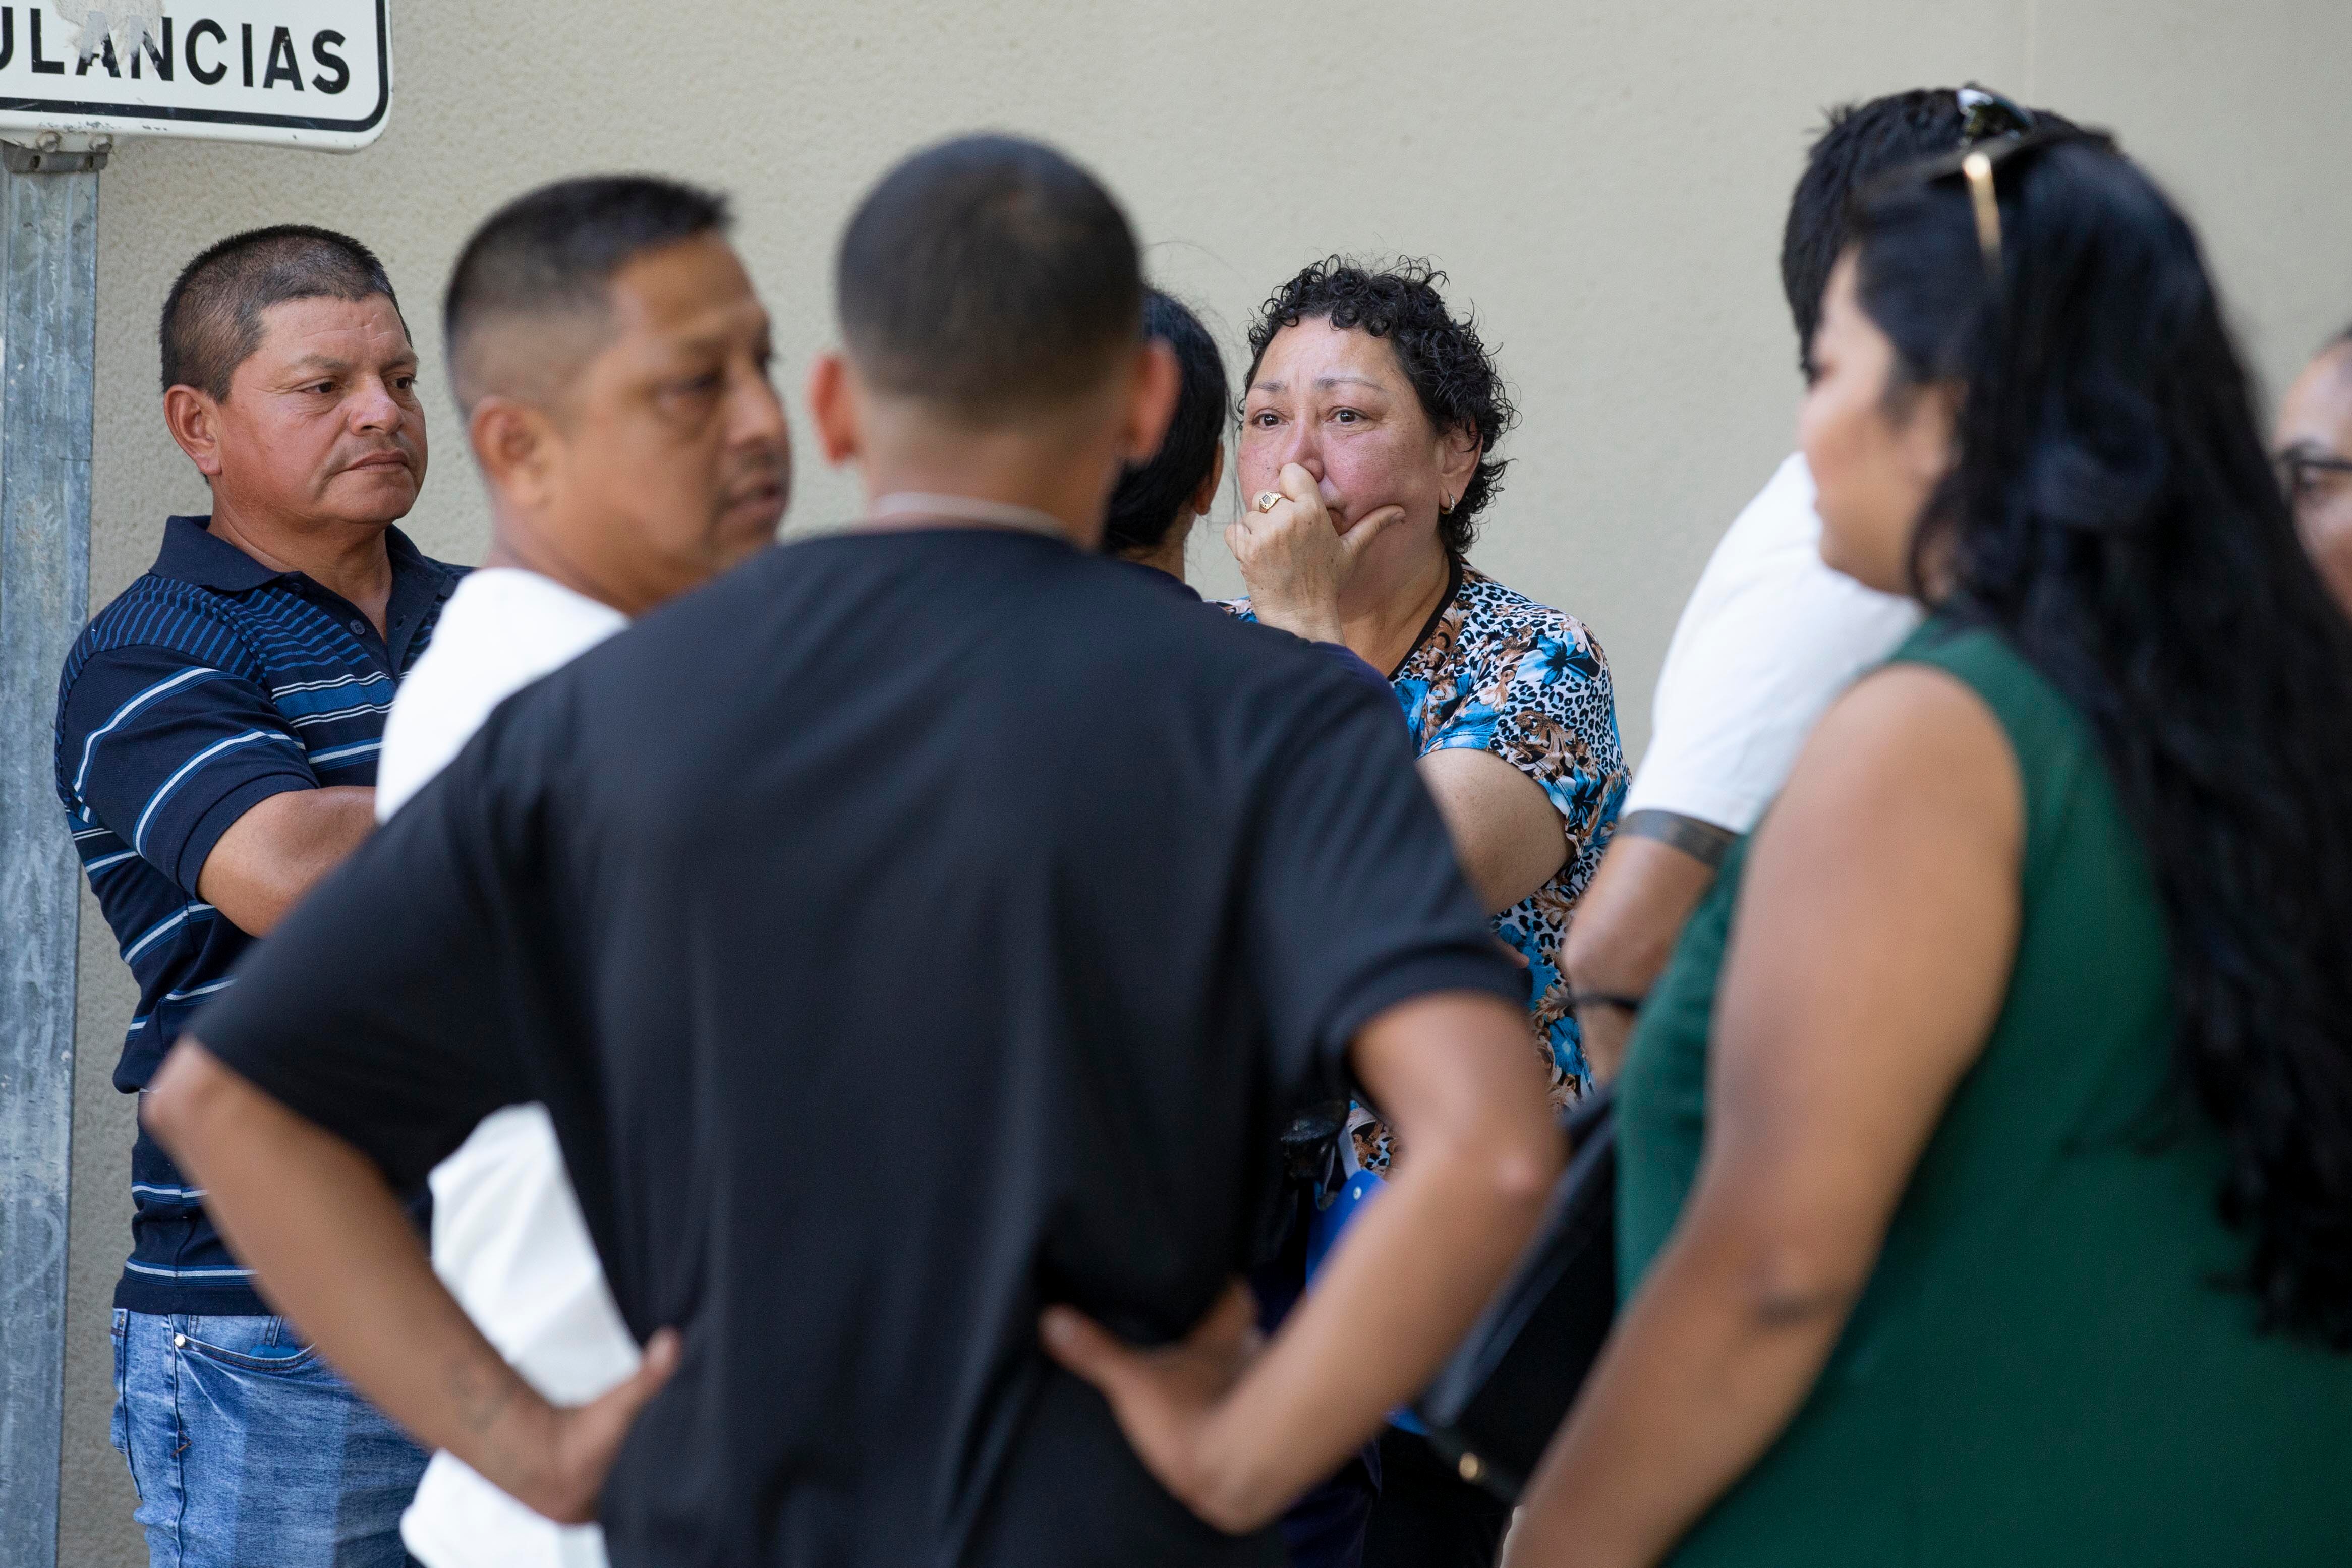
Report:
111,1309,428,1568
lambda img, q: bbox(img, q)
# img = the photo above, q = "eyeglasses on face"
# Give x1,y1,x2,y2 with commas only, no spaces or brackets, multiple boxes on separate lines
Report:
2278,448,2352,503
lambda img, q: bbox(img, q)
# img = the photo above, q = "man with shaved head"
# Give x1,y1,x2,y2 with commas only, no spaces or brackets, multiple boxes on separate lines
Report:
371,174,789,1568
141,136,1555,1566
54,223,457,1568
2275,325,2352,615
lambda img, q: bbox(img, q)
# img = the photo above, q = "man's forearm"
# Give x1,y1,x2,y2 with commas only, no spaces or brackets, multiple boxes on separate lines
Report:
1563,820,1729,1081
143,1043,573,1513
1197,1132,1553,1527
197,786,379,935
1191,1003,1561,1528
1565,817,1730,994
1576,1008,1636,1089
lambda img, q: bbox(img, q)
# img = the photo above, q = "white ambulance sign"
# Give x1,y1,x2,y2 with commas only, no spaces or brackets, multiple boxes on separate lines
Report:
0,4,389,151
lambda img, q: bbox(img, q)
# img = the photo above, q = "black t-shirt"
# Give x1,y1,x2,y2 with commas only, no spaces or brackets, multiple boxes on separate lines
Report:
194,528,1520,1568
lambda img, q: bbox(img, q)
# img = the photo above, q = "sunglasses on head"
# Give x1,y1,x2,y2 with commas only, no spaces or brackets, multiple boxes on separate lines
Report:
1956,84,2035,146
1895,124,2118,283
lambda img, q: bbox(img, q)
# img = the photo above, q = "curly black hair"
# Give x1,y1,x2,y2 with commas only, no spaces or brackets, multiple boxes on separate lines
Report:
1243,258,1516,557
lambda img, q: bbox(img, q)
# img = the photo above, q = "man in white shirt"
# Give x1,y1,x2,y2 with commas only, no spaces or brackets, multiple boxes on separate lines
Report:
377,174,789,1568
1565,86,2068,1078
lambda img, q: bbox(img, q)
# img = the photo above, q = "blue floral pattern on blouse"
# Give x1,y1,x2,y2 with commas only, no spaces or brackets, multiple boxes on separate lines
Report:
1225,564,1626,1159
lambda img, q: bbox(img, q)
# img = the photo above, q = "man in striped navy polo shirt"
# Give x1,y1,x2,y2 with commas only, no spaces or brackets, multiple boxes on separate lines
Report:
53,225,461,1568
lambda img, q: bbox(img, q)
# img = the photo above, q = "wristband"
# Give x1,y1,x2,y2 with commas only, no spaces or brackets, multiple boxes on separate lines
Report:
1619,809,1738,869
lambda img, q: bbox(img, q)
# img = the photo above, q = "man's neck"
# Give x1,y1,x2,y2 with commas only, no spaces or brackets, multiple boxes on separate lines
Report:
207,500,396,635
867,491,1073,540
854,473,1100,547
852,422,1115,550
481,511,636,616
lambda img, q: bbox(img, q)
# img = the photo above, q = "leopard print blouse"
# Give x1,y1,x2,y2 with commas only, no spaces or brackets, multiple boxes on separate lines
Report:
1225,562,1627,1170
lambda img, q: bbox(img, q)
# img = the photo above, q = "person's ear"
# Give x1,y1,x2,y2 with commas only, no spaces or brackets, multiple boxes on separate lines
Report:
469,396,561,512
806,352,862,467
1187,441,1226,520
1435,422,1482,511
1116,340,1180,468
1901,381,1964,488
164,385,227,482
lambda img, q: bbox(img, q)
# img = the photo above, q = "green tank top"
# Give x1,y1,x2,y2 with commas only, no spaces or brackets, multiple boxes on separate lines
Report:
1617,618,2352,1565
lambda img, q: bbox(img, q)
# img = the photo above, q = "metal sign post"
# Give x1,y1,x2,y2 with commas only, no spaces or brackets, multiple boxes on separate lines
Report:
0,8,389,1562
0,133,98,1568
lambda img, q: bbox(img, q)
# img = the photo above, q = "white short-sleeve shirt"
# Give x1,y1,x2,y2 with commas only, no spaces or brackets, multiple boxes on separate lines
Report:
1623,454,1923,834
379,568,633,1568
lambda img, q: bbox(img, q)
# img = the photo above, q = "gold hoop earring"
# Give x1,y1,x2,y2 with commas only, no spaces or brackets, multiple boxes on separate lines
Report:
1440,493,1455,516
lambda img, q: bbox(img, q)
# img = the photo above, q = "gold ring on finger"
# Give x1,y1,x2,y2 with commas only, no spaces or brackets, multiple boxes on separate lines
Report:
1254,491,1283,513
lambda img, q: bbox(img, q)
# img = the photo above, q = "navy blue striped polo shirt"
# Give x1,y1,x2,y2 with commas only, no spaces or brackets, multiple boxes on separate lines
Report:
54,514,463,1314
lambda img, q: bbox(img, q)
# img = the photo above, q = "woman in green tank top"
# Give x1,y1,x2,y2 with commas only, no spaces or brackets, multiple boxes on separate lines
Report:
1505,135,2352,1564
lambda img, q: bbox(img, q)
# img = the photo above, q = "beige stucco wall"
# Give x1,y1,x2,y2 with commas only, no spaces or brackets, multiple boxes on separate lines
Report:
53,1,2352,1560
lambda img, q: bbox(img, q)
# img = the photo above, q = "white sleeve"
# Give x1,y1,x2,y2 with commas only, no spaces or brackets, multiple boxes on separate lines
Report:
1623,464,1922,834
376,575,627,822
374,660,493,822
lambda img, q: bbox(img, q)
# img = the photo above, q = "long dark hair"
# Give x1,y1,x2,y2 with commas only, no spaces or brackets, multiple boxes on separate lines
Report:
1851,137,2352,1345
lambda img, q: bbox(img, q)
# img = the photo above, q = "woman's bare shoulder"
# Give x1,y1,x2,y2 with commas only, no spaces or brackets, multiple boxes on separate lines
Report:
1765,661,2024,873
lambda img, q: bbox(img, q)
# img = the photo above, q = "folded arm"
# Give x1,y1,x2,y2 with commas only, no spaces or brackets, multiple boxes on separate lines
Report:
196,786,378,935
57,643,373,935
1503,666,2023,1568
